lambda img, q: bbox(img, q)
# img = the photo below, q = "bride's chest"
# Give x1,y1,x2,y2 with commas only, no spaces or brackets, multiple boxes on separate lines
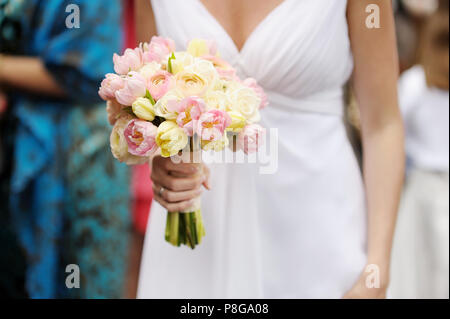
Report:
198,0,285,52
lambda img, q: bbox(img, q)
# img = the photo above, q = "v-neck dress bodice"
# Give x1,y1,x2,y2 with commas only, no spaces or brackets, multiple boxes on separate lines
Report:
151,0,353,115
139,0,367,298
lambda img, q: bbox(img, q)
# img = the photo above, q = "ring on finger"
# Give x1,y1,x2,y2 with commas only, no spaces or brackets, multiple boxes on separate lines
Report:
158,186,165,197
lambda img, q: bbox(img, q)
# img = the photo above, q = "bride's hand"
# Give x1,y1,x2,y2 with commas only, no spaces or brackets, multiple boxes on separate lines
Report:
151,155,210,212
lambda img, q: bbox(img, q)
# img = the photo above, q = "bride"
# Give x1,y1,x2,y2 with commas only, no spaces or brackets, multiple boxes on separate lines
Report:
135,0,404,298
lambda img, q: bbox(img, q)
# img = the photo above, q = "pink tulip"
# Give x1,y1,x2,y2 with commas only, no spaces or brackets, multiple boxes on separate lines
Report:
197,109,231,141
115,72,147,106
147,71,174,100
243,78,268,109
237,124,265,154
113,48,143,75
176,97,206,136
142,36,176,63
124,119,158,157
99,73,125,101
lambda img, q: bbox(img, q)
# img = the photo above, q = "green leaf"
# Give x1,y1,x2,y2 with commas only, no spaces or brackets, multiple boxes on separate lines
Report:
167,52,176,74
145,90,156,105
190,213,198,246
168,212,180,247
179,214,186,246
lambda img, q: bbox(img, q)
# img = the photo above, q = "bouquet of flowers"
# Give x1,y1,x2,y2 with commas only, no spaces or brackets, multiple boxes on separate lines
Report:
99,37,266,249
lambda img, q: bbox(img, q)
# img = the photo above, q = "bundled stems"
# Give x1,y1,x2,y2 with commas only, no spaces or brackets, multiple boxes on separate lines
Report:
165,210,205,248
164,137,205,249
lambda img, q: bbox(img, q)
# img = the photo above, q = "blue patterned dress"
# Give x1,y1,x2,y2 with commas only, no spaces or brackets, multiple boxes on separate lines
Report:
0,0,130,298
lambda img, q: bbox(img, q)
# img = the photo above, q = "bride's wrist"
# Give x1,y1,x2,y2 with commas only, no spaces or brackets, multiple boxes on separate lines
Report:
364,258,391,288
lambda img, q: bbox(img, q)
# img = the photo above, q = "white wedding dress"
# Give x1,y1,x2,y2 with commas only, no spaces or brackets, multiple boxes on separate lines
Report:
138,0,367,298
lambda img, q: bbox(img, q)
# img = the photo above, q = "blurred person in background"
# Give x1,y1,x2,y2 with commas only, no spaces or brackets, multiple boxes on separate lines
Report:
0,0,130,298
390,0,449,299
394,0,440,72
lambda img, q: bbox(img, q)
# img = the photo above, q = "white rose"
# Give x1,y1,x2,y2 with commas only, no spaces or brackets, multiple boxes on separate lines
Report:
174,70,210,98
230,87,261,123
154,90,183,119
203,90,232,111
215,79,241,94
186,58,219,88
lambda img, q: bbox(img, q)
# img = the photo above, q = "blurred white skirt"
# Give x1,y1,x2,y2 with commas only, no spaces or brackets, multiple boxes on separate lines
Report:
389,169,449,299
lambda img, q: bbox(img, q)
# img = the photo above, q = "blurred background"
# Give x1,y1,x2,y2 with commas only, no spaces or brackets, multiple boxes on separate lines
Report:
0,0,448,299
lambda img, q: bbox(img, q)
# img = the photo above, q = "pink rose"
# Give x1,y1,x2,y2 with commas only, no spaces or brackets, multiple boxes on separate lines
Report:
115,72,147,106
142,36,176,63
243,78,268,109
176,97,206,136
99,73,125,101
147,71,174,100
124,119,158,157
113,48,143,75
197,109,231,141
237,124,265,154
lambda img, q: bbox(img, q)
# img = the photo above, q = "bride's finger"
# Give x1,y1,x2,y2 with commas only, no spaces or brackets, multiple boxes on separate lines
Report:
163,158,200,175
162,173,204,192
153,192,196,212
152,182,203,203
202,165,211,190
